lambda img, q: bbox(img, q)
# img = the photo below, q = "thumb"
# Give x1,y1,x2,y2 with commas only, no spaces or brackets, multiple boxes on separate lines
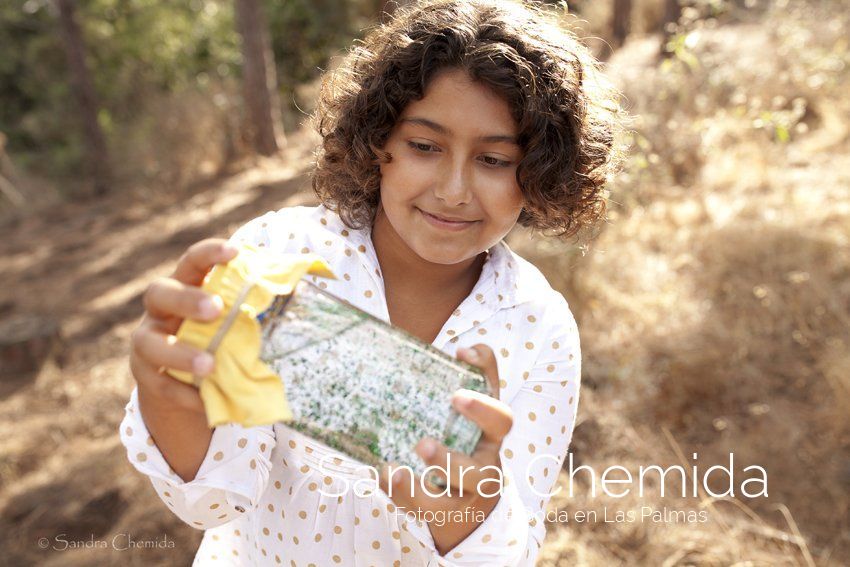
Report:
457,344,500,398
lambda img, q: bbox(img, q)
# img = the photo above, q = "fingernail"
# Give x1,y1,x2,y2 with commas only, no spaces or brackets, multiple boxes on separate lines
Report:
420,439,436,459
390,467,402,487
458,347,478,362
453,393,472,410
193,353,215,376
199,295,223,319
221,244,239,257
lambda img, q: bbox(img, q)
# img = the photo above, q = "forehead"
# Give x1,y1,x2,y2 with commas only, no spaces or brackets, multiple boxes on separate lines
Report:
398,68,518,136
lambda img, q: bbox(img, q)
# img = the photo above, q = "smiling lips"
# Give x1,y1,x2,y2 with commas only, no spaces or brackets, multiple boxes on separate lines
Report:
418,208,479,231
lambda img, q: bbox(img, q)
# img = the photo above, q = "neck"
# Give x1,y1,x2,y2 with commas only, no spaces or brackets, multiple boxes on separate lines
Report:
370,207,486,297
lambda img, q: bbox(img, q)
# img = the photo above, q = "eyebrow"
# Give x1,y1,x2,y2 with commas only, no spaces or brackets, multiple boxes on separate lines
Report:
400,117,518,144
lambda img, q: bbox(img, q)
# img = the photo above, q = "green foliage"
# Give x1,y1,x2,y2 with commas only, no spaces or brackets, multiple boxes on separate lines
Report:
0,0,376,182
81,0,241,120
0,0,242,179
267,0,347,84
662,32,700,71
0,1,69,159
265,0,363,115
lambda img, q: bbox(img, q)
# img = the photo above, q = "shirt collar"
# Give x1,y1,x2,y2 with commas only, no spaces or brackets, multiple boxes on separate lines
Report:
317,204,533,311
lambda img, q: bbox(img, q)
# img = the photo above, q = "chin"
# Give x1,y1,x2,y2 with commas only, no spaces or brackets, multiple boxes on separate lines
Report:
410,240,477,265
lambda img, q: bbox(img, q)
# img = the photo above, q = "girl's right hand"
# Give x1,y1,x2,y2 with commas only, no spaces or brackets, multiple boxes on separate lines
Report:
129,239,239,414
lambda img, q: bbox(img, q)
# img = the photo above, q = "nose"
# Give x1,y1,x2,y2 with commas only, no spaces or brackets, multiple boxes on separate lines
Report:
432,157,472,206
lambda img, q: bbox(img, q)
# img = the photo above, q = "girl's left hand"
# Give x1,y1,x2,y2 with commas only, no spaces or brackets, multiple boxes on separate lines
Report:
378,344,514,554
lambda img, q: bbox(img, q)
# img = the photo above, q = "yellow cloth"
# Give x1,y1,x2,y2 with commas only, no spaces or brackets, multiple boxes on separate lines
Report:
168,244,336,428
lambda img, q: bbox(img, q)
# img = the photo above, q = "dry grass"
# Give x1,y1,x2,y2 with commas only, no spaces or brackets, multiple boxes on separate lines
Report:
507,1,850,564
1,0,847,564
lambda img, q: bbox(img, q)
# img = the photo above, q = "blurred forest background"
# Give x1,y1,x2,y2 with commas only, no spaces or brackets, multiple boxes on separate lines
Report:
1,0,849,565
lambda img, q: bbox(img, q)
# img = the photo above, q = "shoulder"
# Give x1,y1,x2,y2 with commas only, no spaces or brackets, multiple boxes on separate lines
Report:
498,243,580,353
229,204,323,240
499,243,576,325
227,204,380,311
228,204,354,248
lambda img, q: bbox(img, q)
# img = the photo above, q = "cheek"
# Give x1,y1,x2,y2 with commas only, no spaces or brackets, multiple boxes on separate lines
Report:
380,156,426,200
508,185,525,210
378,161,398,195
482,182,525,219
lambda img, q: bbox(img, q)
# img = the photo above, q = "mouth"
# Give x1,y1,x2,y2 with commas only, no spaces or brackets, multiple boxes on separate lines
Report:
417,208,479,230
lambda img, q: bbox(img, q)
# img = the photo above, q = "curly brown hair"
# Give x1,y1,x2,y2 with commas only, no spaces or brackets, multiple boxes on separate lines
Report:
311,0,623,239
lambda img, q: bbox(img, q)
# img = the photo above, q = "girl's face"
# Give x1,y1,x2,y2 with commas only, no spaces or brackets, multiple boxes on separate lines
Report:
378,67,525,266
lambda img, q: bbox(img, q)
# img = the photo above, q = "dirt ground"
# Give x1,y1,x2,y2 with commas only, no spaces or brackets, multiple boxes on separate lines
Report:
0,133,330,565
2,6,849,566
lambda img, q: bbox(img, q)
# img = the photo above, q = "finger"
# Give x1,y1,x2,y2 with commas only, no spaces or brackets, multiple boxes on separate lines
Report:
171,239,239,286
452,390,513,448
130,349,206,414
456,344,500,399
143,277,224,324
378,461,416,511
414,438,502,500
148,314,183,337
379,461,456,518
132,323,216,378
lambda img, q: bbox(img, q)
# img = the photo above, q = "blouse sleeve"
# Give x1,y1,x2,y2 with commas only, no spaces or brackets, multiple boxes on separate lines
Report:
119,387,277,530
119,211,284,529
424,295,581,566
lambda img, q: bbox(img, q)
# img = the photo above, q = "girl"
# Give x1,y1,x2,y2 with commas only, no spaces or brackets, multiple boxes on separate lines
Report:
121,1,621,565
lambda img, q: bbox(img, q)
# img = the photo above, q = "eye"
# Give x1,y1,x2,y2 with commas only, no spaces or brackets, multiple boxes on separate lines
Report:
480,155,512,168
407,141,439,153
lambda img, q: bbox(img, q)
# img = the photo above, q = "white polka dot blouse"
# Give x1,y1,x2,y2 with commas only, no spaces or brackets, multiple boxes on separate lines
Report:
120,204,581,566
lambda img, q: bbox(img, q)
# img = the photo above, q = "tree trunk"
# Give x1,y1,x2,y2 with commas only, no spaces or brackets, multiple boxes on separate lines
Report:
610,0,632,49
0,132,25,208
55,0,111,196
235,0,284,156
0,315,63,397
660,0,682,57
